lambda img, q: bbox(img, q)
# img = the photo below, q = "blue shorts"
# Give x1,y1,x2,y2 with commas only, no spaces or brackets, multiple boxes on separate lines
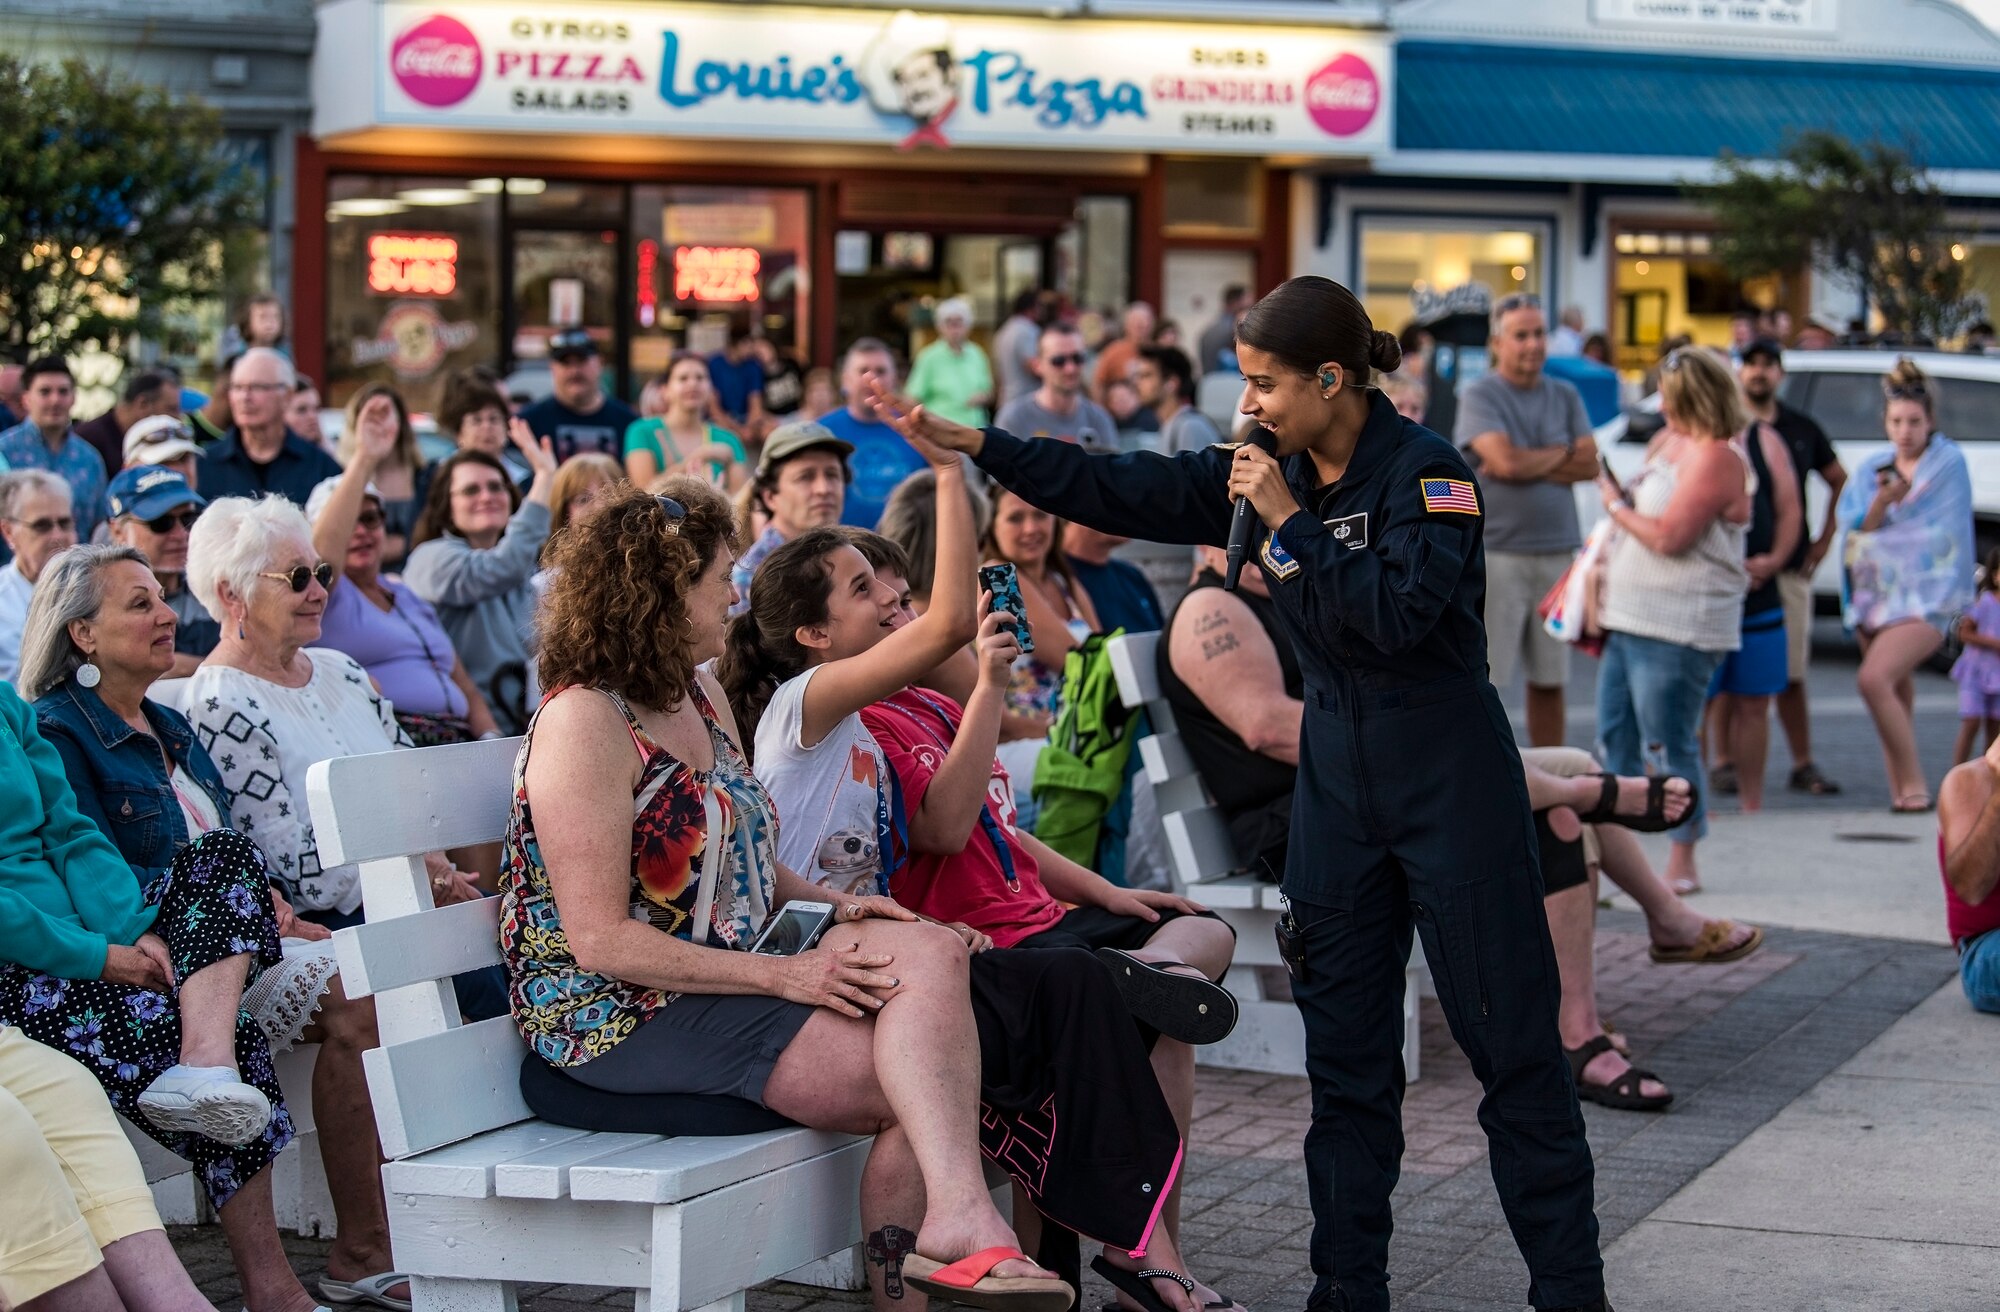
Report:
1709,609,1788,698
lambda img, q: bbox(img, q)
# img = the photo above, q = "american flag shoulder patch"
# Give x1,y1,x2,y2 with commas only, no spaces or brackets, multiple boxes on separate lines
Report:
1419,477,1481,516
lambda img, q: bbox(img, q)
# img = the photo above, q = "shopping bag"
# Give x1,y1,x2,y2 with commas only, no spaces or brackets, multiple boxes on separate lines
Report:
1539,517,1614,657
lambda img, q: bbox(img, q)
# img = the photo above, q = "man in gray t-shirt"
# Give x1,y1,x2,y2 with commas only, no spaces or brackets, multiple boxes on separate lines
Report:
1453,297,1597,746
994,325,1120,453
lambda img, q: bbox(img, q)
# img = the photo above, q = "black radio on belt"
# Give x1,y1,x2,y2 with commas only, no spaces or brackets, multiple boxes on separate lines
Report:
1275,899,1308,982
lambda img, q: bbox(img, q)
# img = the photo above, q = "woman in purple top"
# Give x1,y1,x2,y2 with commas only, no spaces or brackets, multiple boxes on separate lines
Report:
306,421,501,748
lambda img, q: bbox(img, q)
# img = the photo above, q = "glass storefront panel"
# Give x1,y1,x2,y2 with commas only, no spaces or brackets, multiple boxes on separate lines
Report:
629,185,810,383
1610,226,1783,372
1358,219,1546,337
324,174,500,415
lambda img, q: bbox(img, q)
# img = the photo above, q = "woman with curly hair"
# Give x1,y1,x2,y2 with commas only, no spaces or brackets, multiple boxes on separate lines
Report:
507,475,1200,1312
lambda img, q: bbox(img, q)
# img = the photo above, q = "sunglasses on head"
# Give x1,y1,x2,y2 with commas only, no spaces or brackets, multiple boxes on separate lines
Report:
656,495,686,535
134,424,194,447
1493,293,1543,316
1887,383,1929,400
257,562,335,592
1045,352,1087,368
144,509,200,535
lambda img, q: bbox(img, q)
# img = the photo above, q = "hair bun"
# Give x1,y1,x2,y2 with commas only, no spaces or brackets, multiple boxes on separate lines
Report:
1884,355,1928,394
1367,329,1403,375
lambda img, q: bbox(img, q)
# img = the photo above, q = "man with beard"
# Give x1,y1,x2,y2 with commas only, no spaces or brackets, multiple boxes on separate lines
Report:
1730,338,1848,797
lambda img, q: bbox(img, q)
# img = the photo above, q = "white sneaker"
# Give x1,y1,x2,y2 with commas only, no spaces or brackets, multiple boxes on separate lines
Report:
138,1064,272,1145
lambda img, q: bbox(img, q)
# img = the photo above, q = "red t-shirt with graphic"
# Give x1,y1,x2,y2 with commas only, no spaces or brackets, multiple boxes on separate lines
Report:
861,688,1065,947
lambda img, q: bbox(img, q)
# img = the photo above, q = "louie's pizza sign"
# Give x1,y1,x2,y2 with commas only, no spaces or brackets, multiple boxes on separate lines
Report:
315,0,1392,156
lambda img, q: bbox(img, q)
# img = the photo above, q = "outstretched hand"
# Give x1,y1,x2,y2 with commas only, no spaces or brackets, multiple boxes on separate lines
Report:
509,417,559,478
871,382,981,463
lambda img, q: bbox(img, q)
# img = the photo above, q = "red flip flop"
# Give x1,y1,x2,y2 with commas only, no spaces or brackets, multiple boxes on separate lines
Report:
904,1247,1076,1312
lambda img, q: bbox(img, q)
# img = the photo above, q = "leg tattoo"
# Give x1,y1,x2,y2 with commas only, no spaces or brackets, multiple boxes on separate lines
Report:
866,1224,920,1299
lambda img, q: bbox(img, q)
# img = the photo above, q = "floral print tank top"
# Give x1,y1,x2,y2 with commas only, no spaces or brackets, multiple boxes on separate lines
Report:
499,685,780,1067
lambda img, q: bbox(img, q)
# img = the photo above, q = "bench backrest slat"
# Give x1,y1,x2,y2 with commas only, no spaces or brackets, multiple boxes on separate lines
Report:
1165,808,1242,884
364,1014,531,1159
336,895,503,998
1108,630,1162,709
306,738,521,867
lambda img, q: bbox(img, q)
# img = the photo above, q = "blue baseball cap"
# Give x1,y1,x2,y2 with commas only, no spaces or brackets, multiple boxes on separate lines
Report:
108,466,205,522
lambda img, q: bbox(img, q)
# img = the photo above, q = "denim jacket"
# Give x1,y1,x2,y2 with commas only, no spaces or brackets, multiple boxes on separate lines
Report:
34,681,233,892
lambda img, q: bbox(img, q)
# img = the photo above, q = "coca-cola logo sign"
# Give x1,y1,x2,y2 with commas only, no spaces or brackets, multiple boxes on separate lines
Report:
391,15,483,108
1303,52,1379,137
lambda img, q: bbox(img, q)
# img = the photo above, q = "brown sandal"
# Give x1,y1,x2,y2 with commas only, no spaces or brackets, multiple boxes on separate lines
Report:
1565,1035,1673,1112
1649,919,1763,965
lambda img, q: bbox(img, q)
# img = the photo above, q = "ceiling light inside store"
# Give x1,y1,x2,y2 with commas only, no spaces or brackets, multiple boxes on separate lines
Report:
1614,234,1637,254
327,199,408,218
1953,244,1969,261
1509,265,1527,282
506,178,548,195
397,187,479,206
1635,260,1650,275
469,178,505,194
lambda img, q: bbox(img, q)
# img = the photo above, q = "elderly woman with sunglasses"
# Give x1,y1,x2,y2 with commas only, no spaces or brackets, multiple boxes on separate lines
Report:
307,410,501,748
404,420,558,734
182,495,486,932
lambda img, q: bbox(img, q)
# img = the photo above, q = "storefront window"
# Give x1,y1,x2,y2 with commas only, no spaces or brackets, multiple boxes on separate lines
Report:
1611,226,1782,371
1358,219,1546,338
629,185,810,384
324,174,500,415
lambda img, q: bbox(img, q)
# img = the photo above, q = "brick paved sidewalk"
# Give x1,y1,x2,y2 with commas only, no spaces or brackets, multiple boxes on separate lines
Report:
166,915,1952,1311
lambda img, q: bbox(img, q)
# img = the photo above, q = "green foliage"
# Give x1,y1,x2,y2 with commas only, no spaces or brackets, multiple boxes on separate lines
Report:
1695,131,1983,342
0,54,262,360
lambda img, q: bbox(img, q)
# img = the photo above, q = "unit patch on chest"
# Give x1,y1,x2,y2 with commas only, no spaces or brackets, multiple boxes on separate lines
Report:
1259,531,1302,581
1324,512,1368,550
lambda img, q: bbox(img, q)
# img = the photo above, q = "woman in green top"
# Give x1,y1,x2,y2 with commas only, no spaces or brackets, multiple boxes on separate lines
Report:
624,351,749,490
0,680,334,1312
907,297,994,428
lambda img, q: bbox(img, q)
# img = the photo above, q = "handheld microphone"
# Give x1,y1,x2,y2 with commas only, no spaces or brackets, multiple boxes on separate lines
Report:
1223,430,1278,592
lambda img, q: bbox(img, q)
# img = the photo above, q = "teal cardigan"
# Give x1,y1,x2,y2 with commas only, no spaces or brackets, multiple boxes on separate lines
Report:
0,681,156,979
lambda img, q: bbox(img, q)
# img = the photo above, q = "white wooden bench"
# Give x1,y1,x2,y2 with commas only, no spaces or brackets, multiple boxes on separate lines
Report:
305,737,917,1311
1106,631,1425,1081
126,677,331,1234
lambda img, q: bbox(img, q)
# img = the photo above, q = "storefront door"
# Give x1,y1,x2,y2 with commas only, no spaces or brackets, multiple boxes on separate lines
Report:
507,226,625,392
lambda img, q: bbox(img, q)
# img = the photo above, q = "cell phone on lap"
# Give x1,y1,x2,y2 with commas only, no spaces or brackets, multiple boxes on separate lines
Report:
750,901,837,956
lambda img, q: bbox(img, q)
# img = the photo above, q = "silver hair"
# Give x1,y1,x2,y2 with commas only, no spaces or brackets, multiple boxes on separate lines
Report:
934,297,973,327
234,346,297,391
0,469,73,521
18,544,148,700
186,494,313,625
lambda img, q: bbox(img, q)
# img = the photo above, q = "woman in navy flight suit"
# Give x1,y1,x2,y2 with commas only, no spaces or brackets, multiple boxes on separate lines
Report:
878,277,1609,1312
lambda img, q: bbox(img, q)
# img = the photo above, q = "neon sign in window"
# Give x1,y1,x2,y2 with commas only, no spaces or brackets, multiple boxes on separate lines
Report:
674,245,760,302
367,233,459,296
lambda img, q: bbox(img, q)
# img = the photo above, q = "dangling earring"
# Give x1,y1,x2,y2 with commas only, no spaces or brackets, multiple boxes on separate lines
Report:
75,655,101,689
237,620,246,640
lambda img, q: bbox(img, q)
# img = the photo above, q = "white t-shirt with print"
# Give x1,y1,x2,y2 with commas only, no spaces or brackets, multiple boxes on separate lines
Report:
754,667,891,898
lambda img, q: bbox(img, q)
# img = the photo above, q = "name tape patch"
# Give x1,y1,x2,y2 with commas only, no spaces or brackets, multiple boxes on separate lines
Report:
1324,511,1368,549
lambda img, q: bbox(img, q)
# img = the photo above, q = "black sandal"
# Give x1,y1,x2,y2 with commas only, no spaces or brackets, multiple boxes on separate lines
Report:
1091,1257,1205,1312
1565,1035,1672,1112
1572,772,1696,834
1094,950,1238,1046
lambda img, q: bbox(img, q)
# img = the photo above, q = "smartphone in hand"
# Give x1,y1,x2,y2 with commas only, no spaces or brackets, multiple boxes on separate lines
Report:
1597,453,1626,501
977,562,1034,655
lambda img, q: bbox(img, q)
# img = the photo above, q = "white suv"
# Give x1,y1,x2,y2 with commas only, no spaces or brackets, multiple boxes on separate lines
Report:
1590,349,2000,605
